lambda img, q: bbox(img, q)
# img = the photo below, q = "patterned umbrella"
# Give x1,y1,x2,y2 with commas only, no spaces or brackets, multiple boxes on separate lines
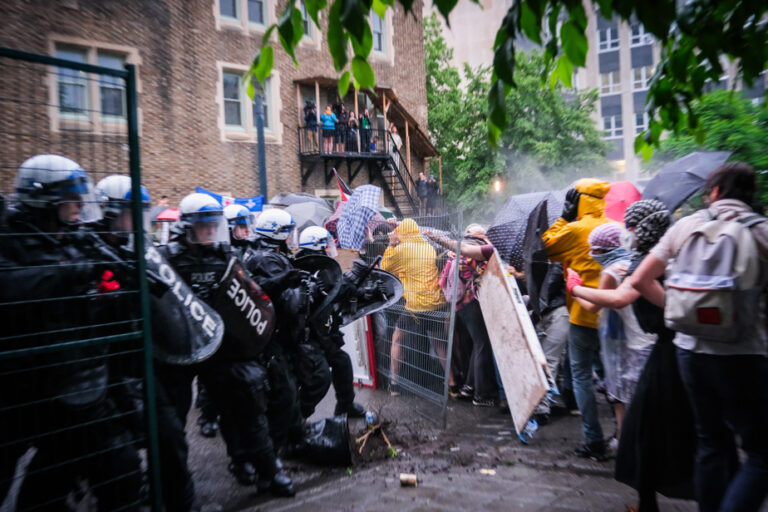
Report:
487,191,565,268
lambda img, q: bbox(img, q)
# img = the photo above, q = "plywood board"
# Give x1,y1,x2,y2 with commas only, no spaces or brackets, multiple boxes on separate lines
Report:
340,316,375,387
335,249,360,273
477,250,549,434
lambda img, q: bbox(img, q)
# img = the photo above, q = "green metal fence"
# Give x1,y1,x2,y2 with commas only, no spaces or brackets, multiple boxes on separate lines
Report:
364,212,462,428
0,47,161,511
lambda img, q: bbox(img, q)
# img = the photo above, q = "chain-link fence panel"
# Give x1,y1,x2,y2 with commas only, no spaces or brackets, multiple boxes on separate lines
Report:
0,48,160,511
362,212,462,427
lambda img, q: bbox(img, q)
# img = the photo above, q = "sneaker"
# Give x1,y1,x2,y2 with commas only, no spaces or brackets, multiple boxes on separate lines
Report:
389,381,400,397
533,412,550,425
606,436,619,456
458,384,474,401
574,441,607,462
335,401,366,418
472,396,497,407
448,384,461,398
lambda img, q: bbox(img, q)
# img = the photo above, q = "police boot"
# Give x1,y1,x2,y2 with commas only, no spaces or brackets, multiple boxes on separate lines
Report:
228,461,257,486
334,401,365,418
257,460,296,497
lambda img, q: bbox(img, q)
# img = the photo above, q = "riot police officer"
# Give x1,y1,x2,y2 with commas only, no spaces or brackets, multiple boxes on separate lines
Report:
93,174,202,512
243,209,306,449
0,155,142,510
296,226,365,418
159,193,294,496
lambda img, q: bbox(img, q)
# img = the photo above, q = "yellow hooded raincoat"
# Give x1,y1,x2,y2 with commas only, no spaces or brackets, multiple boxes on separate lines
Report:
381,219,446,312
542,178,612,328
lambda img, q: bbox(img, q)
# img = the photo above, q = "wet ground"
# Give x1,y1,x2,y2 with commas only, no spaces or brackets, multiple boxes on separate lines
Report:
188,385,725,512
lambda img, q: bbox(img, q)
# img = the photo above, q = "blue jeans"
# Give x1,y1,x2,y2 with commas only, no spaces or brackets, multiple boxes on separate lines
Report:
676,348,768,512
569,324,604,445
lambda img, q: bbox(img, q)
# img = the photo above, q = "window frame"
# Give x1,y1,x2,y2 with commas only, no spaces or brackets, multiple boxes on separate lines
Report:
247,0,266,27
371,12,385,54
55,46,90,122
603,114,623,139
219,0,241,23
600,71,621,95
632,65,654,90
251,77,272,132
223,71,246,130
598,27,619,52
219,64,279,142
634,112,649,135
300,0,312,38
630,23,653,47
96,51,128,123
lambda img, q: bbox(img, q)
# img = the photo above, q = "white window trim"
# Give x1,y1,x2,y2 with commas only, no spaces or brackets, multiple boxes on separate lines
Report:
632,65,654,90
634,112,649,135
223,71,247,131
598,27,619,53
371,12,386,55
630,24,654,47
370,9,394,64
217,61,282,144
297,2,322,49
47,35,142,135
214,0,275,34
603,114,623,139
600,71,621,95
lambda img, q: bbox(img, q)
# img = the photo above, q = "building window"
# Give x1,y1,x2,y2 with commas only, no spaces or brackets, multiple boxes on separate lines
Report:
630,23,653,46
251,79,271,130
220,0,240,20
97,53,126,119
603,115,623,138
300,1,311,37
54,44,130,123
222,70,273,133
635,112,649,135
372,13,385,53
598,27,619,52
248,0,265,25
600,71,621,95
632,65,654,90
223,72,244,128
56,47,89,119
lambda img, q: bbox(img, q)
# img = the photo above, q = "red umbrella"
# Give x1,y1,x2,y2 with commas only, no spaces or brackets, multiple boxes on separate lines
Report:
155,208,180,221
604,181,641,222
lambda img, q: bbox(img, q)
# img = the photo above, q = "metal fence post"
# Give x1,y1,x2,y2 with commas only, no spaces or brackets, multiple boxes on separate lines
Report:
126,63,163,511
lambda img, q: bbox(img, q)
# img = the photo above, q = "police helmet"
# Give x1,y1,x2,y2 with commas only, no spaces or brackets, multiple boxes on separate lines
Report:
14,154,102,223
253,208,296,242
224,203,255,241
298,225,337,256
179,193,228,245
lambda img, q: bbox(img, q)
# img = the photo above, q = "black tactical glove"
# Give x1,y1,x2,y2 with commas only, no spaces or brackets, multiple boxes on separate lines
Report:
285,268,307,288
561,188,580,222
376,280,389,299
65,260,98,291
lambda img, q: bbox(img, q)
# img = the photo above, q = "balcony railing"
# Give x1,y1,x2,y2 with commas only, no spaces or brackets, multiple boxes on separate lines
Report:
298,126,391,156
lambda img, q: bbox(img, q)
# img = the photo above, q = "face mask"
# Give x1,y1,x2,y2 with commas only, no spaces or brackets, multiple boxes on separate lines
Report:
591,251,615,268
620,230,637,251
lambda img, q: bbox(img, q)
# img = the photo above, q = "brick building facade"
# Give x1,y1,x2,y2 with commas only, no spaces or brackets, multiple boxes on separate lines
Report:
0,0,436,209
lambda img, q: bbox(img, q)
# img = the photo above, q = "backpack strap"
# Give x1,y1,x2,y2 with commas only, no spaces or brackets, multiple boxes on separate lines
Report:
737,213,768,229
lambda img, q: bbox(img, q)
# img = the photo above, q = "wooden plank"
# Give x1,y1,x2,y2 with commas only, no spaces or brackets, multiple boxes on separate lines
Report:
476,250,549,434
438,156,443,193
334,248,360,273
314,80,320,124
405,120,411,175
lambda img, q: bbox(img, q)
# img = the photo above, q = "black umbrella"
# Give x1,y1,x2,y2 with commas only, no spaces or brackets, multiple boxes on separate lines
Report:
641,151,731,212
522,200,553,318
269,192,330,209
487,190,565,269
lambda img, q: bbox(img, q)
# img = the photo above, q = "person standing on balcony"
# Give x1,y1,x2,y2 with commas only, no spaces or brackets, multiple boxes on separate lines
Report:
347,111,359,152
320,105,336,154
360,109,372,152
335,104,348,153
416,172,428,217
303,101,318,153
427,174,440,215
389,124,402,172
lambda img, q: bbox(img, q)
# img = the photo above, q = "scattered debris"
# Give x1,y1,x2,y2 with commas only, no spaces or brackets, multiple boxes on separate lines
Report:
399,473,418,487
479,468,497,476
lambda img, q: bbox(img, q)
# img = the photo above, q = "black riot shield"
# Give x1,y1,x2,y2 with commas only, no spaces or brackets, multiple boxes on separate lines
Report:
293,254,343,319
144,245,225,365
210,257,276,358
341,268,403,325
522,200,552,318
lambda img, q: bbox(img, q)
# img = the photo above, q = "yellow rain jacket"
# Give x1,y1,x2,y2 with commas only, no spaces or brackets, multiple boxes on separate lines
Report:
543,178,612,328
381,219,446,312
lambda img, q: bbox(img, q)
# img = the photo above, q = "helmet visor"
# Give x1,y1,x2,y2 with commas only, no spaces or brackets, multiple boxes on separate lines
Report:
325,236,338,258
184,211,229,245
230,212,257,241
55,176,102,224
285,226,299,252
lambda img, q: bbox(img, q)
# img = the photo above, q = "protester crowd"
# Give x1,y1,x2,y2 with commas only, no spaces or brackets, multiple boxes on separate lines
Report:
1,153,765,512
366,165,768,512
